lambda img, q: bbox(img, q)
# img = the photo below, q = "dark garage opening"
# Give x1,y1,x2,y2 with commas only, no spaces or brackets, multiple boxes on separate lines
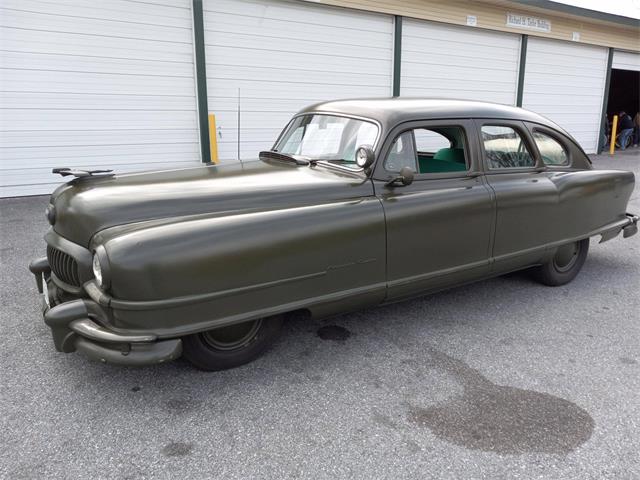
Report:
607,69,640,119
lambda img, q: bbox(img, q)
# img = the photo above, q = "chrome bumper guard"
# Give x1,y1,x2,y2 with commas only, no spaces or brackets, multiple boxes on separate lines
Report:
28,256,50,294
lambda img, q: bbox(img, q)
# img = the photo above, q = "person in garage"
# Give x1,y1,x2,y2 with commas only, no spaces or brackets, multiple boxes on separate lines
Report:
618,111,635,150
633,112,639,148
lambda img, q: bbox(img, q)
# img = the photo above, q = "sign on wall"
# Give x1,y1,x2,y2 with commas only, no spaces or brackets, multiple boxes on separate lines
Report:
506,13,551,32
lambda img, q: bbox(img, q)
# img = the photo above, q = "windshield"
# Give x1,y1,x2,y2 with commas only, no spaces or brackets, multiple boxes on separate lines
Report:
273,114,378,170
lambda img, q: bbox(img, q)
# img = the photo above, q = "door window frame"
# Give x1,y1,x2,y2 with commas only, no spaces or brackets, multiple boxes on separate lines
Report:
372,119,480,182
475,119,544,174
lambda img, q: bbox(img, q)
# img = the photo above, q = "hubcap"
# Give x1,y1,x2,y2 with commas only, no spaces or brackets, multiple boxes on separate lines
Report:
201,319,262,351
553,242,580,273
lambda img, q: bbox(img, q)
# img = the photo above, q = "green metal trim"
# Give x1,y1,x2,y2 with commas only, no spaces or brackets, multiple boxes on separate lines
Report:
598,47,614,153
516,34,528,107
192,0,211,164
393,16,402,97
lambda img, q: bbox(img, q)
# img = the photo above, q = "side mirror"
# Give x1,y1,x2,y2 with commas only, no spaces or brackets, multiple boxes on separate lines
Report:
386,166,414,187
355,145,375,169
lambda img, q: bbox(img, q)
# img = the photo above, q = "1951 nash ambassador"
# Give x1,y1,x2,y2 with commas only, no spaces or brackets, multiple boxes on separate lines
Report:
29,98,638,371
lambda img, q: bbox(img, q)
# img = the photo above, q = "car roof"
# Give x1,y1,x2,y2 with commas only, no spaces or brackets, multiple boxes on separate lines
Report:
298,97,570,138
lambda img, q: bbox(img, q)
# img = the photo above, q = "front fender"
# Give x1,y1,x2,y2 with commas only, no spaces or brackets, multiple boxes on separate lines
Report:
93,198,387,333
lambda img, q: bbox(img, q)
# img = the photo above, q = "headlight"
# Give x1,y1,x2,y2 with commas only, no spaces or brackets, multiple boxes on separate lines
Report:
45,204,56,225
92,245,111,289
92,254,103,287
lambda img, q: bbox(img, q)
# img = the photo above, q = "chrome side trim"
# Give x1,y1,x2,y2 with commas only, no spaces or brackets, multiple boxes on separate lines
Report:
388,259,490,289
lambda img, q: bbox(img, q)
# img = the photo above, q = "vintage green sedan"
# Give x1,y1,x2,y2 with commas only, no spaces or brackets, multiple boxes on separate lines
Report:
29,99,638,371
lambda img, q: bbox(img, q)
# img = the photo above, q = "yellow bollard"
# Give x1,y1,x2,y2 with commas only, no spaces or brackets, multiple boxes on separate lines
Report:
609,115,618,155
208,113,219,164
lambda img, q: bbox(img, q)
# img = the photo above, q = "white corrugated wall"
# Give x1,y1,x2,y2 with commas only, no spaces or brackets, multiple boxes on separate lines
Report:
612,50,640,71
0,0,626,196
202,0,393,161
522,37,608,153
0,0,201,197
400,19,521,105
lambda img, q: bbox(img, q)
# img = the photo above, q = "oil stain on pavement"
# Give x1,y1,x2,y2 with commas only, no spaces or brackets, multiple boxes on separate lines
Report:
408,348,594,455
161,442,194,457
317,325,351,341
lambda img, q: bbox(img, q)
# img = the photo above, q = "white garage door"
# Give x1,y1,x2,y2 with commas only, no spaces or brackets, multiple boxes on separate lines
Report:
612,50,640,71
401,19,521,105
0,0,201,197
522,37,608,154
203,0,393,161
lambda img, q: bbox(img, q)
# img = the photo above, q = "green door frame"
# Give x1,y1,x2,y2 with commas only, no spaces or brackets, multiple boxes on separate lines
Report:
516,34,528,107
393,16,402,97
192,0,211,164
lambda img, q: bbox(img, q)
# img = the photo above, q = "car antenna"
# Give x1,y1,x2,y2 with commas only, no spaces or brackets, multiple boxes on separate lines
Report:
237,87,243,165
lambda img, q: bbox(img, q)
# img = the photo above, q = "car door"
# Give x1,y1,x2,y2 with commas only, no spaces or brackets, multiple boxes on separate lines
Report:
372,119,494,301
476,119,560,273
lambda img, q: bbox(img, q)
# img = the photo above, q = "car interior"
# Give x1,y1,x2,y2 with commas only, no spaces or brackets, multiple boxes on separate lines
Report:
385,127,468,174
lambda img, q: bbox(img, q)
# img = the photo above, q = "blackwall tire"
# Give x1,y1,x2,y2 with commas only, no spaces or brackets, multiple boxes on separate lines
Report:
182,316,284,371
532,239,589,286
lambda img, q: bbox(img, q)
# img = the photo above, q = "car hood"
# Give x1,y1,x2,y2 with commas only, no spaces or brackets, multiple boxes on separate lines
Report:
50,160,372,247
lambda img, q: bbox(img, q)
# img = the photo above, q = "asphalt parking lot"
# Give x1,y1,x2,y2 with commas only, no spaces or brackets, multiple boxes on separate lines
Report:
1,152,639,480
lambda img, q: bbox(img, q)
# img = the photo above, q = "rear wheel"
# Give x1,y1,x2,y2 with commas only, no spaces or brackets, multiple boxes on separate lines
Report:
532,238,589,286
182,316,283,371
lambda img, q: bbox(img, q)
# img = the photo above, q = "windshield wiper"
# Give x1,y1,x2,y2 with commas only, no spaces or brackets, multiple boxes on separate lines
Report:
259,151,309,166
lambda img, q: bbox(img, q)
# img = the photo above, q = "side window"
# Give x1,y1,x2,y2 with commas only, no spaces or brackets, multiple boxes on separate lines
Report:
481,125,535,169
414,126,467,173
384,126,468,174
414,129,450,152
384,131,417,173
533,131,569,166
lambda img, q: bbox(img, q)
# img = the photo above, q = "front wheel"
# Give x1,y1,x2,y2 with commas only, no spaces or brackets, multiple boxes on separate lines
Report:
532,238,589,286
182,316,284,371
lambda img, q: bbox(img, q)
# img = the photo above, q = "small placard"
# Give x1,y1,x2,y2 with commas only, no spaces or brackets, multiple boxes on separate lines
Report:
466,15,477,27
506,13,551,32
572,31,580,41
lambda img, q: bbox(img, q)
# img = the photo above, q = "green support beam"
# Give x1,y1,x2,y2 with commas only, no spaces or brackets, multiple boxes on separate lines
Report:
598,48,614,153
192,0,211,163
393,16,402,97
516,34,528,107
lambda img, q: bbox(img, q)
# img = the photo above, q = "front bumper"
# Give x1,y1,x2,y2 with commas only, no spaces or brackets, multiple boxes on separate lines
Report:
29,258,182,366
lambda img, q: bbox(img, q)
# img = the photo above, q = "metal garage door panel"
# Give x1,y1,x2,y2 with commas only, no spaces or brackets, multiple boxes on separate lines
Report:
203,0,393,161
522,37,608,154
0,0,200,197
612,50,640,72
401,19,520,105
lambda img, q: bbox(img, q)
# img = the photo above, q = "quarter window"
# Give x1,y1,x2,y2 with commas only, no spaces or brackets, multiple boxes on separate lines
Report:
384,131,417,173
533,131,569,166
481,125,535,169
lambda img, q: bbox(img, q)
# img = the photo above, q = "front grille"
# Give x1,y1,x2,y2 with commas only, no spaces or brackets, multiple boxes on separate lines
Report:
47,245,81,287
